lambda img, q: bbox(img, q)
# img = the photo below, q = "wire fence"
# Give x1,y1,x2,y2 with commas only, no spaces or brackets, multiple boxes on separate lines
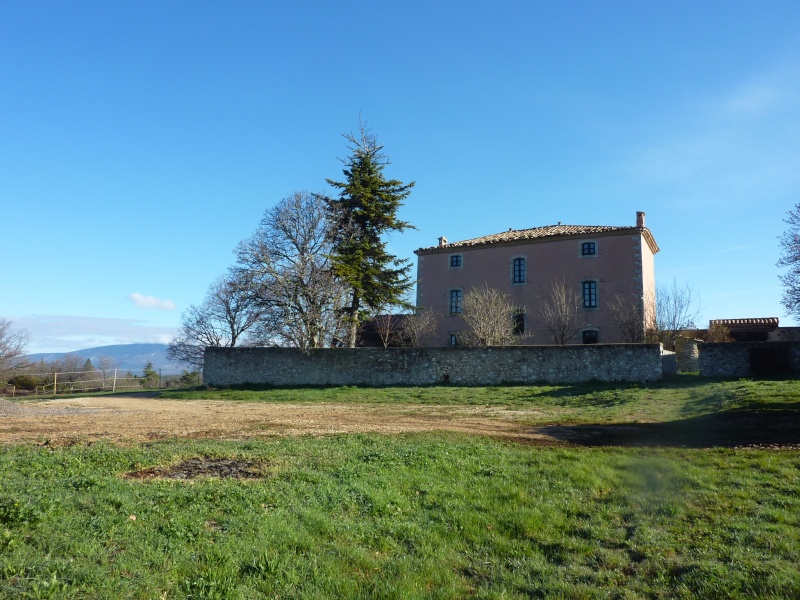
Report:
2,368,202,397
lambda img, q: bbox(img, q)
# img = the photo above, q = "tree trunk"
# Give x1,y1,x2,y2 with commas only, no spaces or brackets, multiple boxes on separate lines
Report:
346,292,360,348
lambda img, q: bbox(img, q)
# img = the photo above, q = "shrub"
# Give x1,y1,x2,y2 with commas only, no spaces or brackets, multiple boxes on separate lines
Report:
8,374,45,390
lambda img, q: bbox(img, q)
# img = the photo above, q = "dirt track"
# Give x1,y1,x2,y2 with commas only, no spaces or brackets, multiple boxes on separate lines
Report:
0,395,555,446
4,394,800,449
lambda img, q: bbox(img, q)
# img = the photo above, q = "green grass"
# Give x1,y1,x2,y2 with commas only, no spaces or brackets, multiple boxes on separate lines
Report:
2,436,799,598
160,376,800,425
2,377,800,598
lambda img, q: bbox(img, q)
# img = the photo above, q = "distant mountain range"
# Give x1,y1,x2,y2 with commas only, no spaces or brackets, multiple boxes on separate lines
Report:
26,343,194,374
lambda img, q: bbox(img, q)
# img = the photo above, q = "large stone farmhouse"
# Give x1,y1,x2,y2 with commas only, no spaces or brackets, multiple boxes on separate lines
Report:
414,212,659,346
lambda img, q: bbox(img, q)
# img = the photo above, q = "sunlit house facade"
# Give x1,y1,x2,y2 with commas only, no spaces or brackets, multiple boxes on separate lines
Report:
414,212,659,346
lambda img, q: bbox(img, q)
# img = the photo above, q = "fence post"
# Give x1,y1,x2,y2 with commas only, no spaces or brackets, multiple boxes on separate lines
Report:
112,369,117,392
53,372,58,397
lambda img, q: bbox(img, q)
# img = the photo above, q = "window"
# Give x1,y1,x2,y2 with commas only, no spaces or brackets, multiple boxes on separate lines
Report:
512,257,526,284
448,332,459,346
582,280,598,308
581,241,596,256
449,254,462,269
513,309,526,335
582,330,598,344
449,289,463,314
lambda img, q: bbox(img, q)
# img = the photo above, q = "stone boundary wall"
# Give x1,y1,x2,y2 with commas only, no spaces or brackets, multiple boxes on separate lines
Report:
698,341,800,377
769,327,800,342
203,344,664,387
661,351,677,377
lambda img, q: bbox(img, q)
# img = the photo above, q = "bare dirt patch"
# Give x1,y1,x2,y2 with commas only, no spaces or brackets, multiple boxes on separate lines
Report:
4,394,797,449
0,394,556,446
124,457,267,480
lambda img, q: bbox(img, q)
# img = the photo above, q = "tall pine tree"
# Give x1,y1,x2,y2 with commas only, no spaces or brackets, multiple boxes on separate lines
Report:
326,124,415,347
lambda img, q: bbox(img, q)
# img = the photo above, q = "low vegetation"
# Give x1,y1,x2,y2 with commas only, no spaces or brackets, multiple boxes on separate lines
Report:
162,376,800,425
2,377,799,598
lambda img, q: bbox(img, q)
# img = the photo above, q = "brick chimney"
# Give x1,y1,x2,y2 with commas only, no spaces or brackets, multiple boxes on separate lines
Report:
636,211,645,228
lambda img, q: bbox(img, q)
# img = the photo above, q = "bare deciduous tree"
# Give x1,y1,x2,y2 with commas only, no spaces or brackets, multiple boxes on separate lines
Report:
372,313,403,348
703,322,734,343
777,203,800,318
539,279,583,345
647,280,701,351
97,356,117,372
460,284,520,346
398,308,439,347
0,319,29,374
52,353,86,386
167,272,264,369
606,293,648,343
235,191,350,349
97,356,118,388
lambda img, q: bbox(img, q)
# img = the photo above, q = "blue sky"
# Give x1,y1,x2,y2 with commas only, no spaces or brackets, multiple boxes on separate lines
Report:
2,1,799,353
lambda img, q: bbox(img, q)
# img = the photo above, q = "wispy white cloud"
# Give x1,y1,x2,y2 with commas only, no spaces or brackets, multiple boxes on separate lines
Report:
10,315,178,354
128,293,176,311
723,84,785,117
626,63,800,206
721,66,799,118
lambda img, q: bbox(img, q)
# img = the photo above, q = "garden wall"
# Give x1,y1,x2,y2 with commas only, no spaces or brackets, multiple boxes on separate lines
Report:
698,341,800,377
203,344,664,387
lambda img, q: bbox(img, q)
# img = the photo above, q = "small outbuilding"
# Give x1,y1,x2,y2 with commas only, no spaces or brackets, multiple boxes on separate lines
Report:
709,318,779,342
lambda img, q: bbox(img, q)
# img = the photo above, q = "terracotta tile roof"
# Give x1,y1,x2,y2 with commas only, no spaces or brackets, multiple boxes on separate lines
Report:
710,318,779,329
416,224,659,255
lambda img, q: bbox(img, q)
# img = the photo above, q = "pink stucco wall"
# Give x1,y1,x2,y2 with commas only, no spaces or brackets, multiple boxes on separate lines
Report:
416,230,657,345
640,235,656,328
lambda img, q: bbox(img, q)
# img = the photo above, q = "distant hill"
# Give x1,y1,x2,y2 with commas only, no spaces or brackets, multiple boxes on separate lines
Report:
26,343,193,374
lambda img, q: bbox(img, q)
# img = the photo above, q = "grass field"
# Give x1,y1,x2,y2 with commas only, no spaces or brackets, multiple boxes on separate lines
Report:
2,377,800,598
160,377,800,422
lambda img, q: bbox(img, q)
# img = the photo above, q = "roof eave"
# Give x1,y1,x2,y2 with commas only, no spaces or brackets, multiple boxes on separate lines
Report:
416,227,660,256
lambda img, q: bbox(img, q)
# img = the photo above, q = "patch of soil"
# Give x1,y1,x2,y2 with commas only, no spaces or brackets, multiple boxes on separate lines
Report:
2,394,798,449
0,395,553,446
125,457,266,480
0,398,25,416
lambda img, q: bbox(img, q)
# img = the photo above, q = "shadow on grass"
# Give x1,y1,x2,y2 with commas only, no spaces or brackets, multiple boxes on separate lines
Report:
536,408,800,448
522,375,706,396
